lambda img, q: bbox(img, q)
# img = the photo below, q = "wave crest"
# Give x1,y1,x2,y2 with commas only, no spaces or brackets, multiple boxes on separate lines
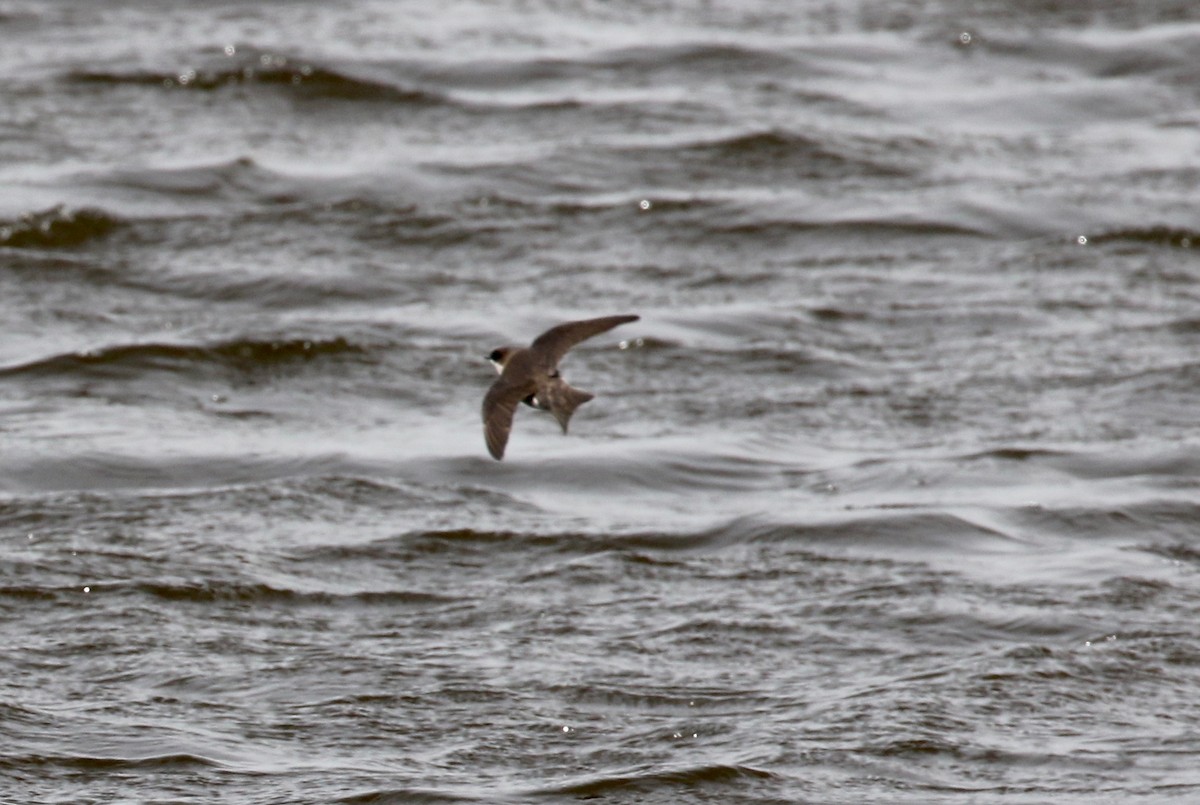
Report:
544,763,776,797
0,336,367,381
1091,225,1200,248
0,206,121,249
69,48,444,104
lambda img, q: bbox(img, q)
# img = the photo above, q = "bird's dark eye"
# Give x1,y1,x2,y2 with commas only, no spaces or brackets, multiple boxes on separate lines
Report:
488,350,503,362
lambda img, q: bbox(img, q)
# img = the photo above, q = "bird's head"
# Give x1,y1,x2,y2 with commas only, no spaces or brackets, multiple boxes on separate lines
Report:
486,346,516,374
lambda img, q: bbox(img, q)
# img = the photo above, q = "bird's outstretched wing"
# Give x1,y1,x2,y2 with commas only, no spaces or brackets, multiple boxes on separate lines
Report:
482,376,535,460
530,315,639,370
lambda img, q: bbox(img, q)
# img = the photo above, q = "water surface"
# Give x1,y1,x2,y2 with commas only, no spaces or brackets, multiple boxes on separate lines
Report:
3,1,1199,802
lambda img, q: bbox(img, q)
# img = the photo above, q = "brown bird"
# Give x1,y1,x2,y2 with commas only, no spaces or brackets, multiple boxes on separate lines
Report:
482,315,639,460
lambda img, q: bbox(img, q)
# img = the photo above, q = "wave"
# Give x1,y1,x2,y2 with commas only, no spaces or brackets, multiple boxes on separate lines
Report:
290,521,754,564
303,468,1200,566
0,251,129,294
0,585,57,601
962,446,1072,463
449,131,917,214
539,763,776,798
704,511,1027,554
60,158,476,243
336,788,485,804
711,214,989,241
1090,225,1200,249
480,189,987,242
77,156,311,206
985,445,1200,481
0,336,367,381
1,578,455,607
397,182,988,247
467,191,719,218
0,752,220,771
300,507,1019,559
2,213,406,308
144,270,409,308
0,206,121,249
607,128,911,186
68,47,445,105
1167,317,1200,335
589,41,806,80
987,24,1200,82
685,128,908,173
60,39,828,121
420,41,807,89
133,581,453,607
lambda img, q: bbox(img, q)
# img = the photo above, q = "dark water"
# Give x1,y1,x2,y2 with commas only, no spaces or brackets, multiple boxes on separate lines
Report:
3,1,1200,802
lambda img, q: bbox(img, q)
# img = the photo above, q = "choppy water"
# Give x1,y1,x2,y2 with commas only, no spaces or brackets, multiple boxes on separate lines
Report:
3,1,1200,802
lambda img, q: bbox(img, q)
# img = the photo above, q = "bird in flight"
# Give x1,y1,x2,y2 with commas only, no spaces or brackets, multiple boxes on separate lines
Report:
482,315,639,460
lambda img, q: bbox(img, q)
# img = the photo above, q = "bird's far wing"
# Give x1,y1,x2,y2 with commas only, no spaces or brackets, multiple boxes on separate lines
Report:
530,315,639,369
482,376,534,460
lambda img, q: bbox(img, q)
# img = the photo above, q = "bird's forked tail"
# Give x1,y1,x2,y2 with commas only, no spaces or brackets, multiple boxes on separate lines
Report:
544,381,594,434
